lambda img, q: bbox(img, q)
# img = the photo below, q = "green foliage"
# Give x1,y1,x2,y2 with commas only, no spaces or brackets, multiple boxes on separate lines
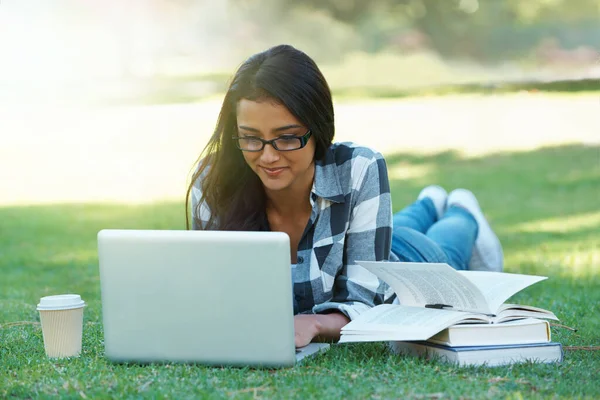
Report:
229,0,600,62
1,143,599,398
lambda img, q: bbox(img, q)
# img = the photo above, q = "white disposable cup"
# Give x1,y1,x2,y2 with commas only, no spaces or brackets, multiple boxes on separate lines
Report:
37,294,86,358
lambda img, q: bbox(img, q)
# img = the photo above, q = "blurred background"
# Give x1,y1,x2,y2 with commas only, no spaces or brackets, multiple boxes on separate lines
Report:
1,0,599,205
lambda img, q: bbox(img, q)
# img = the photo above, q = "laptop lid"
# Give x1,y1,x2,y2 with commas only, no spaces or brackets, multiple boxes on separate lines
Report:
98,229,298,367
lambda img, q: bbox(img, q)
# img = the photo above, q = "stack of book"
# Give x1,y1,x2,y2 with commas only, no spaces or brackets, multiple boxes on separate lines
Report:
339,262,563,367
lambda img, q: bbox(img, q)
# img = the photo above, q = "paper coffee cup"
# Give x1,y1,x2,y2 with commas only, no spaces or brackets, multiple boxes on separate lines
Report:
37,294,86,358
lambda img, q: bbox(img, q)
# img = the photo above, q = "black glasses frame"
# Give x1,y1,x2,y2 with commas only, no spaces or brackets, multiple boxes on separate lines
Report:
232,130,312,152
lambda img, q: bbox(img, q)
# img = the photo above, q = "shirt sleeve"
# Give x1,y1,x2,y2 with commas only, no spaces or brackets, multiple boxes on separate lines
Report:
190,169,213,230
312,151,393,320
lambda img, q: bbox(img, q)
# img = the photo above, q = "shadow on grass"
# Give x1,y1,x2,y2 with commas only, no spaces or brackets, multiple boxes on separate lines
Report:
385,143,600,278
0,143,598,288
385,143,599,221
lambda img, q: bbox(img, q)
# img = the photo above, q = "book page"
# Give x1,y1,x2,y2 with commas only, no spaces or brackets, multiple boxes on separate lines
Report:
497,303,557,319
493,304,558,323
357,261,492,314
451,317,547,329
339,304,490,342
457,271,547,313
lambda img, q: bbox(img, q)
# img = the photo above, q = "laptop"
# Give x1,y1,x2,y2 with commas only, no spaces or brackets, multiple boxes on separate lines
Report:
97,229,329,367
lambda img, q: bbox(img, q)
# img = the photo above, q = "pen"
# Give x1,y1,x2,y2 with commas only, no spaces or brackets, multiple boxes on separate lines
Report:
424,303,454,310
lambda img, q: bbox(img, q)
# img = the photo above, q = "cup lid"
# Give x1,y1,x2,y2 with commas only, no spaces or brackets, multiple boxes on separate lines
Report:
37,294,86,311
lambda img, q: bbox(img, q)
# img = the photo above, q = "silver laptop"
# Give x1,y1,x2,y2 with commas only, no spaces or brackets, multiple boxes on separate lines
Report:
97,229,329,367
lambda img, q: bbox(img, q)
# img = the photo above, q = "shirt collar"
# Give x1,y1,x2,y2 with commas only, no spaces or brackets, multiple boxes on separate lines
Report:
312,146,345,203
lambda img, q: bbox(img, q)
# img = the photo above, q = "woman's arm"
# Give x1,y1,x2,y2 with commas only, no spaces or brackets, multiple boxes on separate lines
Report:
191,169,214,230
312,150,394,320
294,312,350,347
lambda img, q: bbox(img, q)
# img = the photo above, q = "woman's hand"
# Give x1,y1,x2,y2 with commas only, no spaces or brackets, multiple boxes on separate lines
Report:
294,315,321,348
293,312,350,348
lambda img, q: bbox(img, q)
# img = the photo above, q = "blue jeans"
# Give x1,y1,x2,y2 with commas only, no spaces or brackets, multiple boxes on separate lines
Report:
391,198,478,270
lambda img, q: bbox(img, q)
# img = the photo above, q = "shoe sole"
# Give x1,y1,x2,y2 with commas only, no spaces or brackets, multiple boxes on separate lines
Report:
417,185,448,220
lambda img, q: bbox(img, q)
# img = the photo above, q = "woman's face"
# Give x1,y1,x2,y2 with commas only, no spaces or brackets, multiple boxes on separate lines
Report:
236,98,316,194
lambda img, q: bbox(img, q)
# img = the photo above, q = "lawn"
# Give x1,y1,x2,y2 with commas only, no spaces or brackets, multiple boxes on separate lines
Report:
1,142,599,398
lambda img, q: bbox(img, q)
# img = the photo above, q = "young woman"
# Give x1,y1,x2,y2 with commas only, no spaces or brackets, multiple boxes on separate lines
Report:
186,45,503,348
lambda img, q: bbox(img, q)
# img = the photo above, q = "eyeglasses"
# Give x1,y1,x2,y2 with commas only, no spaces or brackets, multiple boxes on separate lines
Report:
232,130,312,152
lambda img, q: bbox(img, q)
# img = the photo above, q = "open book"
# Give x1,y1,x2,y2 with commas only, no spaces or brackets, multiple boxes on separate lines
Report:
339,262,558,343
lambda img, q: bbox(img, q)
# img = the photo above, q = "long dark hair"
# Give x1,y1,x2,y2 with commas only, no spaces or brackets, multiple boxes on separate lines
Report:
185,45,335,230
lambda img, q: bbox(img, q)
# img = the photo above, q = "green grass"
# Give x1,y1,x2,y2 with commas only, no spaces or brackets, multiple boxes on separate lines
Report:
1,144,599,399
330,78,600,100
106,76,600,106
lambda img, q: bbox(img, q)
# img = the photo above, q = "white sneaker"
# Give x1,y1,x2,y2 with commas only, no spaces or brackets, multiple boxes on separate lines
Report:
417,185,448,221
446,189,504,272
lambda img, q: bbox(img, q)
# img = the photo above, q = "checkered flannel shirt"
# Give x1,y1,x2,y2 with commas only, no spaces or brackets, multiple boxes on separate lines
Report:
192,142,398,320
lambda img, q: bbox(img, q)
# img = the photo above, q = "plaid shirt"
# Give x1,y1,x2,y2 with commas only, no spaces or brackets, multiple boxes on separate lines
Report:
192,142,397,320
